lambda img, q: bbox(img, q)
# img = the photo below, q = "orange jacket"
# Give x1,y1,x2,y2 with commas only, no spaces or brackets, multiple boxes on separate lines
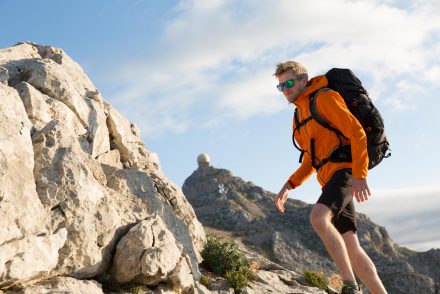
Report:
288,75,368,188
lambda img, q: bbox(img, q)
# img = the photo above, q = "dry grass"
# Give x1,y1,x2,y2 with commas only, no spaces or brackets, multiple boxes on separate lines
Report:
328,273,343,292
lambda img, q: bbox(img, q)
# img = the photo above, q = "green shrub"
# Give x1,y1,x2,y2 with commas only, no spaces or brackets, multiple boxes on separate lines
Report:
304,270,329,291
201,236,250,275
225,267,256,293
200,274,213,290
201,236,255,293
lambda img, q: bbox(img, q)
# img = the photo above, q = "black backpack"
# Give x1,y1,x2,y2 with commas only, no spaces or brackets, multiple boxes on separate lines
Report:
293,68,390,170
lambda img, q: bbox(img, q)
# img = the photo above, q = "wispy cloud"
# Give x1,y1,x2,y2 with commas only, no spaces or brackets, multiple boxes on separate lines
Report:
403,240,440,252
106,0,440,136
357,185,440,251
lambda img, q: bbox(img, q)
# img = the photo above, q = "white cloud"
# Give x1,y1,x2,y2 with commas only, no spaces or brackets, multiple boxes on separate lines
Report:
358,185,440,220
425,65,440,83
357,185,440,251
107,0,440,136
383,78,426,110
218,69,286,118
403,240,440,252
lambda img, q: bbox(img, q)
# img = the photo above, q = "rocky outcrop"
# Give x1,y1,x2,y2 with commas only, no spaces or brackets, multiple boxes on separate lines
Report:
0,42,205,293
183,164,440,294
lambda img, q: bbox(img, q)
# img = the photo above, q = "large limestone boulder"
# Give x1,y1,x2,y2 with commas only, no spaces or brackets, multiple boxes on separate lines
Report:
0,42,206,292
112,215,182,284
112,214,194,292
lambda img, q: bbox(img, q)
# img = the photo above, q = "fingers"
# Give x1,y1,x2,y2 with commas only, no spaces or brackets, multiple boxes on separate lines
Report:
352,186,370,202
352,179,371,203
275,201,285,213
275,196,285,213
357,190,368,202
274,191,287,213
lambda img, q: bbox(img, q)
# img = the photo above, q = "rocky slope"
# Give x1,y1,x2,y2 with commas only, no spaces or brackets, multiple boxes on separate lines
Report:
183,162,440,294
0,42,208,293
0,42,329,294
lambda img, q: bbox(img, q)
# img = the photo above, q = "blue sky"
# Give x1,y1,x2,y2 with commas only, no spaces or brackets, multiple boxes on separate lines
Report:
1,0,439,251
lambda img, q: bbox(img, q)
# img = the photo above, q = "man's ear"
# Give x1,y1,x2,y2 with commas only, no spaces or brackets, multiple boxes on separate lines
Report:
300,78,308,88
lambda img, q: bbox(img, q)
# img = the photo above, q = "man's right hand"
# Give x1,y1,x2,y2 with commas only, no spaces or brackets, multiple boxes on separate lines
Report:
352,178,371,203
274,182,292,213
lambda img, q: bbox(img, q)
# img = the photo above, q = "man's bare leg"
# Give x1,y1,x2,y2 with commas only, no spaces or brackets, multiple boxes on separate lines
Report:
310,203,356,282
342,231,387,294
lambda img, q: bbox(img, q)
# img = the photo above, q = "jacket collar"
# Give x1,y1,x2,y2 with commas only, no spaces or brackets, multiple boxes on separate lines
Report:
294,75,328,106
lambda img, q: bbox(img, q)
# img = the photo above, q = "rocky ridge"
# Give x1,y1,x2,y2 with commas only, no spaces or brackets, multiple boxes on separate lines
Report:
183,163,440,294
0,43,328,294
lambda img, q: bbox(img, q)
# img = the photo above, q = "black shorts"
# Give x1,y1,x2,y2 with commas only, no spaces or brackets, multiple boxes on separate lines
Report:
317,169,356,234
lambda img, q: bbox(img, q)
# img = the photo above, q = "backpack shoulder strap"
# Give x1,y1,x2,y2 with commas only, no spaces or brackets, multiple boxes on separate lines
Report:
309,88,347,140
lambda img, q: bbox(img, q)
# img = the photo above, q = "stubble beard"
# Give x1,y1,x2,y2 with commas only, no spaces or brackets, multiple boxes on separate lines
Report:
287,84,306,104
286,92,299,104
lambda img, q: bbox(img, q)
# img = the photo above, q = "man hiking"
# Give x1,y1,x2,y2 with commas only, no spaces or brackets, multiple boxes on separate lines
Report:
273,61,387,294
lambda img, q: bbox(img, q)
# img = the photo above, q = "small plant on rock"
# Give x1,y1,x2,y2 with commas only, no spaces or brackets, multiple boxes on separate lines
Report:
201,236,256,293
200,274,213,290
225,267,255,293
304,270,329,291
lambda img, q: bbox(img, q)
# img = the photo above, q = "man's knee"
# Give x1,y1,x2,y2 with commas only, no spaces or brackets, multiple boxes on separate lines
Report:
310,204,332,232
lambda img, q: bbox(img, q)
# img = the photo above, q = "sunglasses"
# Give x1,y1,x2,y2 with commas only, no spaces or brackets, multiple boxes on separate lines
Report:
277,79,295,92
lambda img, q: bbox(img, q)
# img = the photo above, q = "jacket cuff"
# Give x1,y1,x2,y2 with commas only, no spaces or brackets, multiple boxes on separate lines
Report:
287,179,296,190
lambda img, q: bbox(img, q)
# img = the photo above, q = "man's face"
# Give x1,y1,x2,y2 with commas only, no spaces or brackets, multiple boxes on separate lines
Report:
277,71,306,104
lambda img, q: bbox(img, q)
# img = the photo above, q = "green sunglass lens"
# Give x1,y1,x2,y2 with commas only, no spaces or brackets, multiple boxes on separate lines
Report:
285,79,295,88
277,79,295,91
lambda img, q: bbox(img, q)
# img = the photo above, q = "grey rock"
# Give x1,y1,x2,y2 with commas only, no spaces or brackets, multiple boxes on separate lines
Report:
0,66,8,84
407,248,440,285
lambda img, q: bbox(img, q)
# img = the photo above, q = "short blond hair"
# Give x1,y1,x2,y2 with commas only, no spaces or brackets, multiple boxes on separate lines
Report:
274,61,308,81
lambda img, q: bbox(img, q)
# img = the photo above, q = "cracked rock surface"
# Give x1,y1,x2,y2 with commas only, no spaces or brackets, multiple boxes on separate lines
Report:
0,42,205,293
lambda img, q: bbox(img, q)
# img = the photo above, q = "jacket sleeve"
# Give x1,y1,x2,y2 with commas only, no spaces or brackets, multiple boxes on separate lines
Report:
288,151,315,188
316,90,368,179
